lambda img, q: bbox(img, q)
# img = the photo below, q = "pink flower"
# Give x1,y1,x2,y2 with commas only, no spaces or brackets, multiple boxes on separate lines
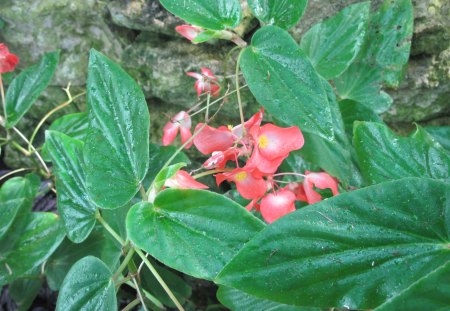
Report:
162,111,193,149
193,123,235,154
216,168,267,200
164,170,208,190
0,43,19,74
175,25,203,42
260,189,296,223
186,68,220,97
291,172,339,205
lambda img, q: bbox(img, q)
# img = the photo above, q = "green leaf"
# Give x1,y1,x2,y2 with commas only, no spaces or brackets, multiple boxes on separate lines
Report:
84,49,150,209
9,276,43,311
127,189,265,280
217,286,318,311
152,162,186,192
216,178,450,309
56,256,117,311
0,177,33,239
159,0,241,30
300,2,370,79
248,0,307,30
240,25,333,140
42,112,89,160
45,227,122,290
359,0,414,88
5,51,59,128
425,126,450,152
0,212,65,286
339,99,382,138
46,131,97,243
375,261,450,311
354,122,450,184
334,62,393,113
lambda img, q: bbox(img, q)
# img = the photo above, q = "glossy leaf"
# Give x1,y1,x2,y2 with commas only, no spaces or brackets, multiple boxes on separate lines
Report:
300,2,370,79
354,122,450,184
425,126,450,152
46,131,97,243
240,26,333,140
9,276,43,311
56,256,116,311
160,0,241,30
127,189,265,280
217,286,318,311
248,0,307,30
41,112,89,160
375,261,450,311
339,99,382,138
216,178,450,309
45,227,121,290
0,213,65,286
84,49,149,208
5,51,59,128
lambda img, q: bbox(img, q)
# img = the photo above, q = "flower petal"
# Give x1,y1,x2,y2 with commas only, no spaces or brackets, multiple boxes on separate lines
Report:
193,123,235,154
162,122,179,146
165,170,208,189
306,172,339,196
175,25,202,41
260,189,296,223
257,124,304,160
231,168,267,200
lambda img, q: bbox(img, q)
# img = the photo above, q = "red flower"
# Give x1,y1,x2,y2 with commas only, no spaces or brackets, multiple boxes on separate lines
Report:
175,25,203,42
193,123,235,154
0,43,19,74
291,172,339,205
216,168,267,200
260,189,296,223
164,170,208,190
162,111,193,149
202,147,242,169
186,68,220,97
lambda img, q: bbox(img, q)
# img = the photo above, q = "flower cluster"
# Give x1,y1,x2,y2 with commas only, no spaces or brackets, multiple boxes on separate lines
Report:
0,43,19,74
162,71,340,223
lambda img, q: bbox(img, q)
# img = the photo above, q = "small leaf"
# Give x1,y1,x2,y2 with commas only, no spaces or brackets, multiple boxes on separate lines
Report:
248,0,308,30
160,0,241,30
354,122,450,184
339,99,382,138
216,178,450,309
240,25,333,140
84,49,150,209
56,256,117,311
5,51,59,128
301,2,370,79
127,189,265,280
46,131,97,243
152,162,186,192
9,276,43,311
0,213,65,286
425,126,450,152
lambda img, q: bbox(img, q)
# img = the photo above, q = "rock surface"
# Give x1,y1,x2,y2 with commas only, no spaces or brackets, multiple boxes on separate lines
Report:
0,0,448,167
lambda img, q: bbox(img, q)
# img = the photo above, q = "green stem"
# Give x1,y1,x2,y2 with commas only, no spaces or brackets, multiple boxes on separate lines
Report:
0,168,31,181
192,168,233,180
235,49,246,130
0,74,8,135
132,276,148,311
96,211,125,246
122,298,140,311
139,185,148,201
223,46,242,84
135,248,185,311
113,247,135,280
125,281,165,310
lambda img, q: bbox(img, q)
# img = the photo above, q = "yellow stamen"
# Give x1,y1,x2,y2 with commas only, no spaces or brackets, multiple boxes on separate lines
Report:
235,171,247,182
258,135,269,149
227,124,233,130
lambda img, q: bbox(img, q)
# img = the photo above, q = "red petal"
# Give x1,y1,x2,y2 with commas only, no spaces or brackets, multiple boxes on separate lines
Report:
179,127,193,149
247,147,286,174
307,172,339,196
257,124,304,160
162,122,179,146
260,189,296,223
287,182,308,202
0,43,19,73
186,72,203,80
164,170,208,190
201,67,217,80
175,25,202,41
210,83,221,97
193,123,235,154
303,178,322,204
231,168,267,200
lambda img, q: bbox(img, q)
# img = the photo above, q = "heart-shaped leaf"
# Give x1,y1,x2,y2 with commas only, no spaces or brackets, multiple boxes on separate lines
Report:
216,178,450,309
127,189,265,280
5,51,59,128
84,49,149,208
160,0,242,30
339,99,382,138
56,256,116,311
248,0,308,30
240,25,333,140
46,131,97,243
354,122,450,184
300,2,370,79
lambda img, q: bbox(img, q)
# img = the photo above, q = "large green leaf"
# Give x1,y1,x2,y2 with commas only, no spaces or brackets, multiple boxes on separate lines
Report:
56,256,117,311
46,131,97,243
0,177,33,239
217,286,318,311
216,178,450,309
84,49,149,208
0,212,65,286
375,261,450,311
159,0,241,30
42,112,89,160
354,122,450,184
300,2,370,79
45,227,121,290
425,126,450,152
5,51,59,128
240,25,333,140
339,99,382,138
127,189,265,280
248,0,307,30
